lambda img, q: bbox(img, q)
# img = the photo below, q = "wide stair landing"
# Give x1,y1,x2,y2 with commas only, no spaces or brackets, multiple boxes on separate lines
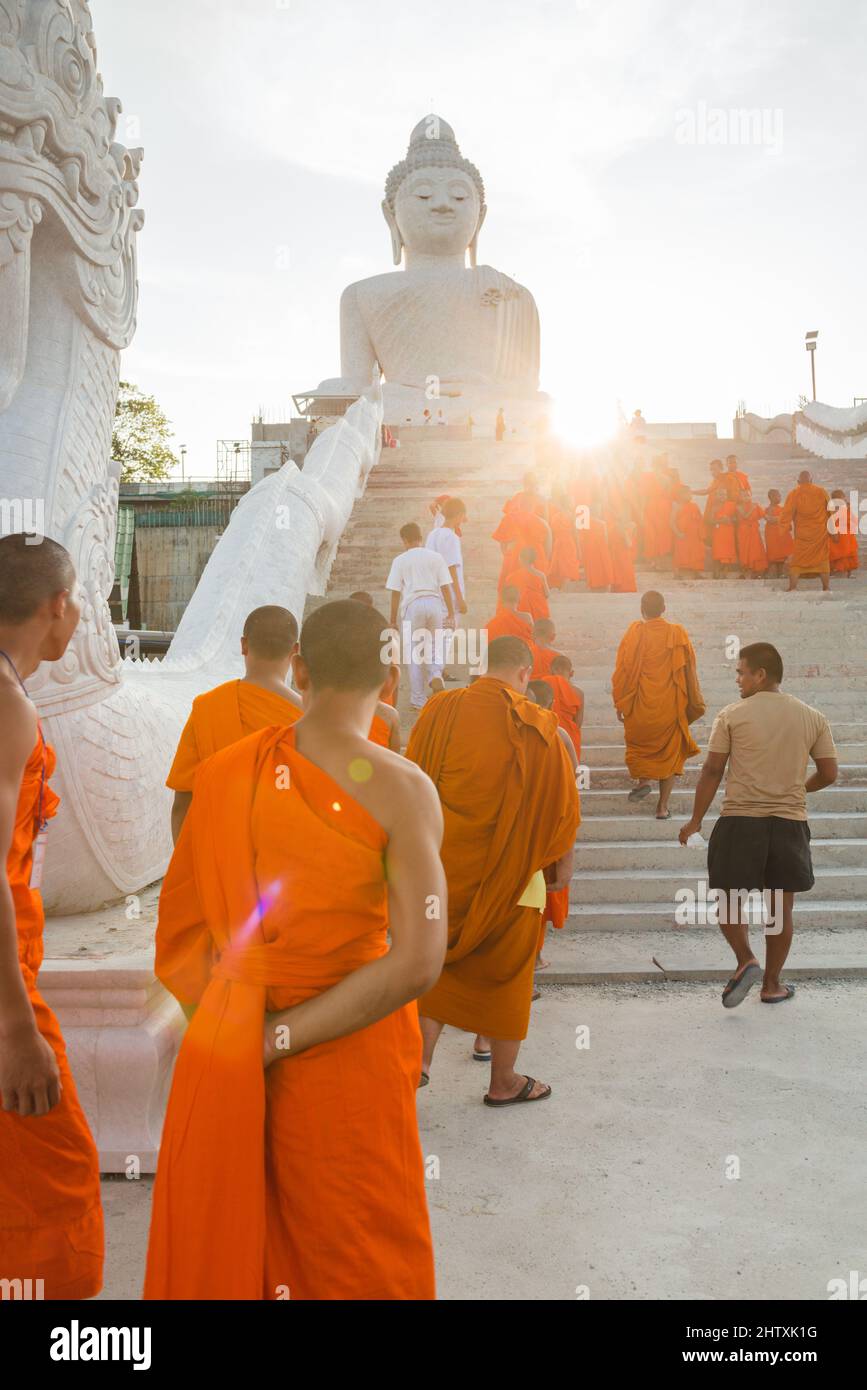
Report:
306,440,867,981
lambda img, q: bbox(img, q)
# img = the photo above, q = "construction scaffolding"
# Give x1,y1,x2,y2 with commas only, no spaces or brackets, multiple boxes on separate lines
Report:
216,439,252,491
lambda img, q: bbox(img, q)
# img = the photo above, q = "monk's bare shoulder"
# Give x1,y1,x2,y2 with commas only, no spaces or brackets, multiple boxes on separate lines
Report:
356,739,443,837
0,683,37,785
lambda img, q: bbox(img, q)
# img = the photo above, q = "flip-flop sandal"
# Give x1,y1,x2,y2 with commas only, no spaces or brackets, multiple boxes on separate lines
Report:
483,1076,552,1108
761,985,796,1004
722,962,762,1008
472,1050,492,1062
656,811,672,820
628,784,652,801
417,1071,430,1088
532,989,541,1001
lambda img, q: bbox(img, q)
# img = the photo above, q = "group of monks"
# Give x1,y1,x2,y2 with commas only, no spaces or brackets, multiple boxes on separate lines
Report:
1,532,581,1302
488,459,859,594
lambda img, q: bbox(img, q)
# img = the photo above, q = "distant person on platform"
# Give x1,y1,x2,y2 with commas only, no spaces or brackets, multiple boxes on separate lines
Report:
679,642,838,1007
387,523,456,711
425,498,468,680
629,409,648,435
495,408,506,442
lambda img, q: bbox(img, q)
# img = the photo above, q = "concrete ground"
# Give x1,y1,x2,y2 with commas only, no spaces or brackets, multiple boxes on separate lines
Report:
98,980,867,1301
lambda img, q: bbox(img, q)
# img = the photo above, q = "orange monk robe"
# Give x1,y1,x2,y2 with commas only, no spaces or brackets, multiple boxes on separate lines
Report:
779,482,831,576
1,736,103,1299
673,501,705,573
485,607,534,643
729,470,751,494
406,680,579,1039
547,506,582,588
541,885,570,933
703,473,739,527
504,490,546,518
640,474,674,559
166,679,388,785
604,507,638,592
612,618,702,779
530,644,565,679
145,726,434,1300
737,504,768,573
828,508,860,573
578,518,614,591
503,566,550,622
711,501,738,564
493,512,550,588
763,505,794,563
538,674,582,759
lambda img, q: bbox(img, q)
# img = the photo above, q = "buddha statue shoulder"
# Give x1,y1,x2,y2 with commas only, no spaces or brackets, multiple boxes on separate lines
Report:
317,117,544,425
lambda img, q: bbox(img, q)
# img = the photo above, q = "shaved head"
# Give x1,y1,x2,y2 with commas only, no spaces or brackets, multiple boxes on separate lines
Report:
527,679,554,708
0,534,75,625
551,655,572,676
533,618,555,642
299,599,390,692
486,635,533,672
641,590,666,619
242,606,298,660
798,470,812,485
348,591,374,606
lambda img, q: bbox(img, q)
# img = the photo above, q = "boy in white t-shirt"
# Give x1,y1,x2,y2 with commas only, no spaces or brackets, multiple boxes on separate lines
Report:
386,523,456,709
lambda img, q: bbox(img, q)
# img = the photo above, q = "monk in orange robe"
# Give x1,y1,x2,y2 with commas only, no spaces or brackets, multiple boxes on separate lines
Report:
503,472,547,519
612,591,704,819
168,607,399,840
603,483,638,592
672,487,706,576
639,457,675,569
503,548,551,621
144,600,445,1300
578,510,614,591
408,636,580,1105
726,455,751,495
484,585,534,642
710,497,739,576
779,471,831,591
527,680,579,966
828,490,860,578
546,494,582,589
736,497,768,577
0,535,103,1299
494,504,551,589
530,618,565,677
762,490,794,576
695,459,739,539
539,656,584,762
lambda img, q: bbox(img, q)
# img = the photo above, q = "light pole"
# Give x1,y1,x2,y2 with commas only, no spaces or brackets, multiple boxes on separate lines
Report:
180,445,187,483
805,331,818,402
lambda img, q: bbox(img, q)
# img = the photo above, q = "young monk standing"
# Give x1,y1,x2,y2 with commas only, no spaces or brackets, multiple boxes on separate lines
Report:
145,600,445,1300
779,471,832,592
484,585,534,641
0,535,103,1299
736,495,769,579
828,490,860,578
612,591,704,820
672,485,706,578
709,495,739,578
763,490,793,578
407,636,580,1105
502,546,551,620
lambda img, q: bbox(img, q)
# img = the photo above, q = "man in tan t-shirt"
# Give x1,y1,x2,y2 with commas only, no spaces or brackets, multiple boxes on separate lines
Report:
679,642,838,1008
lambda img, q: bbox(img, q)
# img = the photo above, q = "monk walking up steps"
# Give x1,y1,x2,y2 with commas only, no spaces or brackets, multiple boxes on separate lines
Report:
145,601,445,1300
484,585,534,642
679,643,838,1007
612,591,705,820
407,636,580,1106
0,536,103,1300
763,490,793,578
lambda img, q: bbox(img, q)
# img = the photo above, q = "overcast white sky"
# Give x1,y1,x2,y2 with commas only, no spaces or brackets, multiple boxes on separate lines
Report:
94,0,867,475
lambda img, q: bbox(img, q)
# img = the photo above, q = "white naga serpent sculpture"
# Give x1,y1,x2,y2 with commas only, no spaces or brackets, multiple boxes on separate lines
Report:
0,0,382,912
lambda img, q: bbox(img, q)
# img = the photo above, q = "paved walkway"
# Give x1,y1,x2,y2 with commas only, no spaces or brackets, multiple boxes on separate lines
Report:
98,980,867,1301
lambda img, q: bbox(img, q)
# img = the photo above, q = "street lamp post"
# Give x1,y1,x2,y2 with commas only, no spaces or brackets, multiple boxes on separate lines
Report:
805,331,818,402
180,445,187,483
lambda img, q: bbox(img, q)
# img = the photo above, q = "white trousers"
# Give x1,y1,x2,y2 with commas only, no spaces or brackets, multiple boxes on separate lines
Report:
403,596,447,707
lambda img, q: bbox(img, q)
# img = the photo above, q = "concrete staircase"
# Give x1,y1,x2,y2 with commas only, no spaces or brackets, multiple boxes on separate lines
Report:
306,438,867,981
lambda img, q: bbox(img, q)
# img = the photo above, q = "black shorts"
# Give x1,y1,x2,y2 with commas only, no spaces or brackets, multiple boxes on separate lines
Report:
708,815,814,894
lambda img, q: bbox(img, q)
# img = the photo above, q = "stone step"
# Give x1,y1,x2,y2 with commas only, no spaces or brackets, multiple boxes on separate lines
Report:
583,764,867,789
562,899,867,931
576,811,867,841
579,785,867,812
536,925,867,981
569,864,867,906
573,837,867,870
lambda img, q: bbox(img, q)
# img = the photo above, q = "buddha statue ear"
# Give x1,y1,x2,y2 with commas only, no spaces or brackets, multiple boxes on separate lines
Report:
382,200,404,266
468,204,487,269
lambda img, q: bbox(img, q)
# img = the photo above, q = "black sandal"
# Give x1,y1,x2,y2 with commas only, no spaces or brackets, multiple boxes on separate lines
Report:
483,1076,551,1107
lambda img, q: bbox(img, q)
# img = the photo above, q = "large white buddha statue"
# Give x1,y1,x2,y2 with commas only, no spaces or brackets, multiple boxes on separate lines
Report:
317,116,545,426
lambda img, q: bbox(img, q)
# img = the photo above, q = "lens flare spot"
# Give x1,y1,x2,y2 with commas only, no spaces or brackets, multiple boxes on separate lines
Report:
332,801,342,812
349,757,374,784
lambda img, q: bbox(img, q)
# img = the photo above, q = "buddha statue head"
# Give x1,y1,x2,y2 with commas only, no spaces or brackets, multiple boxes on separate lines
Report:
383,116,488,268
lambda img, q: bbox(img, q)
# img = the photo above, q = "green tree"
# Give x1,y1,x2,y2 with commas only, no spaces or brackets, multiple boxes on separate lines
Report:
113,381,178,483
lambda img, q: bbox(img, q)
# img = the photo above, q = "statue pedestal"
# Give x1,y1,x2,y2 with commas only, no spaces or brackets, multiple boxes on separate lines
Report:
42,885,181,1174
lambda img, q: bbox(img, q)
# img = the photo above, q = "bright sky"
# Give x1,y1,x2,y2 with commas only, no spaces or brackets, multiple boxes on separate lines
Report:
95,0,867,475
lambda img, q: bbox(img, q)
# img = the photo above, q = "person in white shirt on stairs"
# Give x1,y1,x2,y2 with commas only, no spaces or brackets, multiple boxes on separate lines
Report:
387,523,456,710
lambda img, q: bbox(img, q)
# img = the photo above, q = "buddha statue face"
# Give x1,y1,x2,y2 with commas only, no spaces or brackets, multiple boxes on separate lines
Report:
387,166,484,263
